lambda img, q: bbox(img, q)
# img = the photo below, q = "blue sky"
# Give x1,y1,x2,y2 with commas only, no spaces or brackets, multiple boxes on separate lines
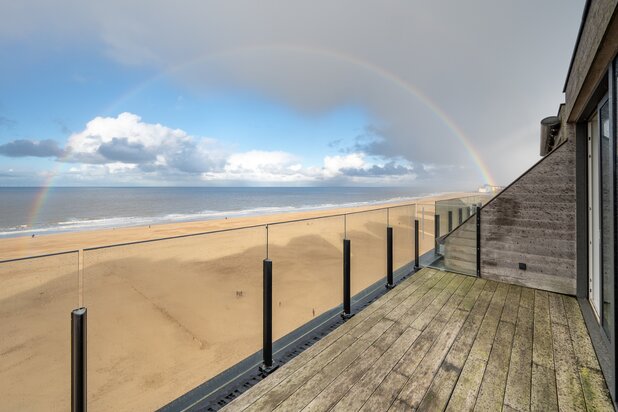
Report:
0,1,585,188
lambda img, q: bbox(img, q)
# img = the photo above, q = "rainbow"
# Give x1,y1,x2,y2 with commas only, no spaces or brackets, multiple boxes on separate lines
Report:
26,156,69,233
28,43,496,231
102,44,496,186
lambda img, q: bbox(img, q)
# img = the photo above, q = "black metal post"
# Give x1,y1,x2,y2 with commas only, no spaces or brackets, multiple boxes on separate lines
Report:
476,206,481,277
342,239,353,318
448,210,453,233
260,259,277,373
386,227,394,288
71,307,86,412
434,214,440,255
458,208,463,224
414,219,420,269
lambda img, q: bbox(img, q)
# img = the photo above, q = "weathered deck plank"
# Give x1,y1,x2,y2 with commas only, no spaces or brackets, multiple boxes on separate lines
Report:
302,320,409,411
445,282,509,411
330,327,421,412
416,280,496,411
330,273,467,411
390,277,477,408
222,268,435,411
358,370,408,412
474,320,516,411
503,289,534,412
395,307,469,409
243,334,358,411
531,290,558,411
563,296,614,411
222,269,613,412
550,294,582,410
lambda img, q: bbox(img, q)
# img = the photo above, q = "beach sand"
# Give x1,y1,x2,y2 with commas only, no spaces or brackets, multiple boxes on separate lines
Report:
0,192,466,411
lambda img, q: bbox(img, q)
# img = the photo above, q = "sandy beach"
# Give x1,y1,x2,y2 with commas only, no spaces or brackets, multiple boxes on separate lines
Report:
0,192,468,411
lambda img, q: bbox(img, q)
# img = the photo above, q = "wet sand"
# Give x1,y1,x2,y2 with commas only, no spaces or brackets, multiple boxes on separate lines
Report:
0,192,466,411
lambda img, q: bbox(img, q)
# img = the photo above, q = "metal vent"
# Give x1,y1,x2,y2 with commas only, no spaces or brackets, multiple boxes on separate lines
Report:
540,116,561,156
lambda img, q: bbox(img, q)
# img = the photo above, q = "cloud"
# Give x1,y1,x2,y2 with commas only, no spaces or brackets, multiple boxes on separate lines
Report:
64,112,224,174
0,1,585,187
203,150,306,183
97,138,156,163
322,153,365,178
0,139,64,157
45,0,579,186
201,150,418,185
0,111,418,185
341,161,416,177
0,109,460,186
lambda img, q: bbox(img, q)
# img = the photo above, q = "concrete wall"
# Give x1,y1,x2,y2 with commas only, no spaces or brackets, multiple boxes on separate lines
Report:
479,138,577,295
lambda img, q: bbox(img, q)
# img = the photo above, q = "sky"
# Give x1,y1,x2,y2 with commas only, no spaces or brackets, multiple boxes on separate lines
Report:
0,0,585,189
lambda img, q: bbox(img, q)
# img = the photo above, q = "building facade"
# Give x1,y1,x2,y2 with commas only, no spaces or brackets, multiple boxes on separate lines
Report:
440,0,618,403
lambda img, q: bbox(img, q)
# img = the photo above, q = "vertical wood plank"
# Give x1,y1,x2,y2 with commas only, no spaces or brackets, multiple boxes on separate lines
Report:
503,289,534,411
474,320,516,411
445,283,509,411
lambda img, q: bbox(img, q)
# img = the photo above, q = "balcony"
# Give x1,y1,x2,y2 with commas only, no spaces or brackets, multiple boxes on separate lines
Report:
0,196,612,411
222,269,612,411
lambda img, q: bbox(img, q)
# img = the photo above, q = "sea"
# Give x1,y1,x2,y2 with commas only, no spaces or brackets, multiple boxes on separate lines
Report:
0,187,437,238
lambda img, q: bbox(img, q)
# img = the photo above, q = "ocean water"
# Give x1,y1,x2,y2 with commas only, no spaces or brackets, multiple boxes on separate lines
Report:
0,187,434,238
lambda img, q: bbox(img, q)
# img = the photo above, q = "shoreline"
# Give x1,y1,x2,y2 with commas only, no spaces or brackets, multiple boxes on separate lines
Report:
0,191,469,260
0,193,442,239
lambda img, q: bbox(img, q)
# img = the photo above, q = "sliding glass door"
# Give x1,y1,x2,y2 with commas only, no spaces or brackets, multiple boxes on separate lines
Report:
589,110,601,319
588,95,613,340
600,99,612,337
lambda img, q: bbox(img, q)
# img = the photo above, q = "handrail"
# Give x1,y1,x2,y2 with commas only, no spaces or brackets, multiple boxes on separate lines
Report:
0,249,80,264
0,201,421,260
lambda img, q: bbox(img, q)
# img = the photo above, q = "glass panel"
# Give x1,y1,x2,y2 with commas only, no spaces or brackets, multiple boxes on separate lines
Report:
0,252,79,410
346,209,387,295
443,217,477,276
416,203,435,256
268,216,344,340
388,205,416,272
436,196,486,236
431,195,492,274
436,201,454,236
83,227,265,411
600,100,613,337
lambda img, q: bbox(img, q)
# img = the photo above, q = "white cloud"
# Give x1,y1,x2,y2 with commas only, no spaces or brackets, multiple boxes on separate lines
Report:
203,150,306,183
0,1,586,188
7,111,427,185
323,153,365,178
202,150,419,185
225,150,299,174
64,112,225,174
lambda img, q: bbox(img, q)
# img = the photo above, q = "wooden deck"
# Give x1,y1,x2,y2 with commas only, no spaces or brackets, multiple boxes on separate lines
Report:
221,269,613,412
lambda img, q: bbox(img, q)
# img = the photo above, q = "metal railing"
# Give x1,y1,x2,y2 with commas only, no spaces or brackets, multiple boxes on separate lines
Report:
428,194,493,277
0,197,477,411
